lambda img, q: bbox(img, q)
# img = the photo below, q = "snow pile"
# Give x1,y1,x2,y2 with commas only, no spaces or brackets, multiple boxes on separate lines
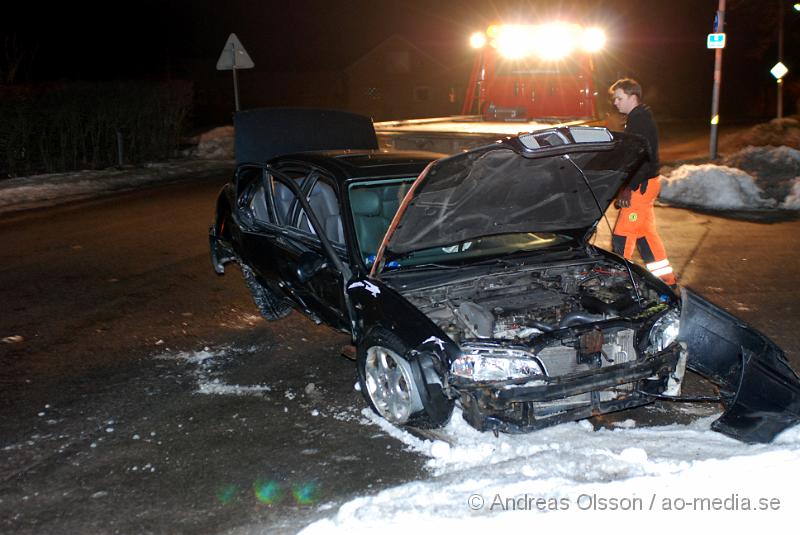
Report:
781,180,800,210
727,116,800,151
193,125,234,159
301,408,800,533
660,164,776,209
660,145,800,210
722,145,800,202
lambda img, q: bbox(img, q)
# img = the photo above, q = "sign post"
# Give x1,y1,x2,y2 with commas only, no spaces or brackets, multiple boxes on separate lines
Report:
216,33,255,112
708,0,726,160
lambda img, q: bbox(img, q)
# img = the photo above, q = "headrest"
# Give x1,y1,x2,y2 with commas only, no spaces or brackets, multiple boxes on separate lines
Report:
350,190,382,216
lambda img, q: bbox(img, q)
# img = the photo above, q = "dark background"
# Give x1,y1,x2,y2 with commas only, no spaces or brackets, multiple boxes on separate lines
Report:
3,0,799,125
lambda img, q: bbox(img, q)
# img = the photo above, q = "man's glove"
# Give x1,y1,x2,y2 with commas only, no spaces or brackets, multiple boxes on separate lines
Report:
615,187,632,208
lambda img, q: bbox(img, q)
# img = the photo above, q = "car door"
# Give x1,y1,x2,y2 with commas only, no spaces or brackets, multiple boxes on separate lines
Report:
239,163,351,331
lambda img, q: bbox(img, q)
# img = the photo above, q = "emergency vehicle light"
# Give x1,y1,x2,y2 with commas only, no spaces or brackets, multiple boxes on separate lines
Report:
469,32,487,49
471,23,606,59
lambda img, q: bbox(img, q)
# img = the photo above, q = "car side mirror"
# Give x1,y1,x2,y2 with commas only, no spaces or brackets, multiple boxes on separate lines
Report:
296,251,328,283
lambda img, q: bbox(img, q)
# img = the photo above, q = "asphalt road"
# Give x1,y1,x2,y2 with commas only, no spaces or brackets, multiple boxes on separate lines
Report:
1,157,800,534
0,172,428,534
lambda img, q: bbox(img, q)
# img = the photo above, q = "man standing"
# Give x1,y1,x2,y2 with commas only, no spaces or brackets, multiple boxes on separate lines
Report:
609,78,676,287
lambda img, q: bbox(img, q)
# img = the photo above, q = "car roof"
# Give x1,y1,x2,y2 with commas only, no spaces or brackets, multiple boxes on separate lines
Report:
266,150,444,182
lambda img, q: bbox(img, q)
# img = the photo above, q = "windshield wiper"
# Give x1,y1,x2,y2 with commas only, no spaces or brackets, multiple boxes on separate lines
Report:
471,243,578,267
384,261,463,272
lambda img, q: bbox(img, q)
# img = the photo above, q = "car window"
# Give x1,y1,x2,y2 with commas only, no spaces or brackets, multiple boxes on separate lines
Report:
348,178,414,264
298,177,344,244
235,167,268,222
243,170,271,223
269,171,304,225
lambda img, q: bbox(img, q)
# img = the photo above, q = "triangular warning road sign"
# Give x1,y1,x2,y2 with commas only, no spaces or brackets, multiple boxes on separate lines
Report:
216,33,254,70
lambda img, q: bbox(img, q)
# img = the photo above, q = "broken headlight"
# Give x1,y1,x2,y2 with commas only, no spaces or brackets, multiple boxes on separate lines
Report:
451,344,544,382
648,309,680,352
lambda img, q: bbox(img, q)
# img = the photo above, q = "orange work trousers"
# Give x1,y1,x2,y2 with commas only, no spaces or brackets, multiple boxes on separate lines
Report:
612,177,676,285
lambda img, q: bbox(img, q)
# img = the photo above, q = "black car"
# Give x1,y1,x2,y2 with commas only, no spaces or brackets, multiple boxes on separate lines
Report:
210,108,800,443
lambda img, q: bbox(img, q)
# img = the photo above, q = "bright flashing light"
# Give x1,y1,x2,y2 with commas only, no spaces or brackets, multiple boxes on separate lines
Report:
470,31,487,49
534,23,577,60
487,22,604,60
496,25,535,59
581,27,606,53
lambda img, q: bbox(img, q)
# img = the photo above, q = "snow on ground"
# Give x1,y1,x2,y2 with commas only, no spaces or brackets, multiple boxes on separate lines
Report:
300,407,800,534
192,125,235,159
0,159,231,216
161,346,800,534
155,345,275,397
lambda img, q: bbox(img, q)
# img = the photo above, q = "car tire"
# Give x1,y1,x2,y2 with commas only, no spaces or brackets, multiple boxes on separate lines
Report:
240,263,292,321
357,328,453,429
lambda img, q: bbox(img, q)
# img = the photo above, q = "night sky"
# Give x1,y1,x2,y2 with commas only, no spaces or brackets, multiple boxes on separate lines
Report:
4,0,799,119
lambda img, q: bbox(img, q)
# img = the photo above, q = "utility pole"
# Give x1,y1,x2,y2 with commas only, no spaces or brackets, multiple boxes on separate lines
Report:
709,0,726,160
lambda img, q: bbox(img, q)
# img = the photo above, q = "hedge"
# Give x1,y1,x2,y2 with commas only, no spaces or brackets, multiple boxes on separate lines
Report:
0,80,192,178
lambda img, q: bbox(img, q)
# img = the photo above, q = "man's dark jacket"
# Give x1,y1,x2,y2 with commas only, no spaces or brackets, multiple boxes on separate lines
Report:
625,104,659,192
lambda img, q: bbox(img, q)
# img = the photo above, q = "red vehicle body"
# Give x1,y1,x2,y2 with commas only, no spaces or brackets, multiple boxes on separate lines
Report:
463,23,604,121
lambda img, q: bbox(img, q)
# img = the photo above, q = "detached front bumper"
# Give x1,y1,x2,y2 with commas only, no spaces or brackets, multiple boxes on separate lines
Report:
680,288,800,443
452,345,683,434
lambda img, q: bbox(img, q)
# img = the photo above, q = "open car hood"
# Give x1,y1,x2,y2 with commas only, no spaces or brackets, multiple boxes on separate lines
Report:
378,127,648,266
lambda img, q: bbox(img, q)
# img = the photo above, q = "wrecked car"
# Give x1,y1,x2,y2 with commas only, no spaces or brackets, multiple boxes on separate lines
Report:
210,108,800,444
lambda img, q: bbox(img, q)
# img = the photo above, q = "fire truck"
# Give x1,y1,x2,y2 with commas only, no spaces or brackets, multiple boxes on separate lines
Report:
375,22,608,154
463,22,606,121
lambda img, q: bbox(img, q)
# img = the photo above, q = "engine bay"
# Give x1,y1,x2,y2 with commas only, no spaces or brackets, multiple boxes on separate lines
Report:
403,260,665,344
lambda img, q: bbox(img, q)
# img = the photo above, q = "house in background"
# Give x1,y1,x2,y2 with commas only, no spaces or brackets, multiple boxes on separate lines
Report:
345,34,466,121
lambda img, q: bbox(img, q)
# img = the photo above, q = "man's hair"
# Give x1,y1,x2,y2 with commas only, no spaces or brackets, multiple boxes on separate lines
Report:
609,78,642,100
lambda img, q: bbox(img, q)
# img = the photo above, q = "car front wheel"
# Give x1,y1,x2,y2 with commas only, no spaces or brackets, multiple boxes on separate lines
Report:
357,329,453,428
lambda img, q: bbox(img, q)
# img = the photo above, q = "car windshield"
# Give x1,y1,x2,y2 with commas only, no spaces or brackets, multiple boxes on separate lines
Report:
348,178,573,269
